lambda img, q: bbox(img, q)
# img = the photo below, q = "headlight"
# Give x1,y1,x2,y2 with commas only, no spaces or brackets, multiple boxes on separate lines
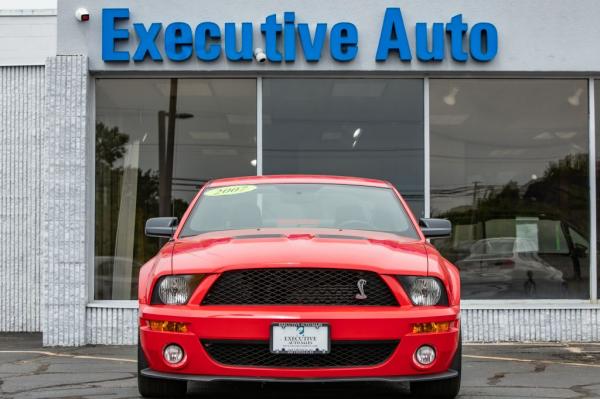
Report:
398,276,448,306
151,275,204,305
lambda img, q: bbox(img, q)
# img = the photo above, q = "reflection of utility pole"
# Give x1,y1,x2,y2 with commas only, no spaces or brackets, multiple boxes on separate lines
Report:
157,78,193,217
470,181,481,225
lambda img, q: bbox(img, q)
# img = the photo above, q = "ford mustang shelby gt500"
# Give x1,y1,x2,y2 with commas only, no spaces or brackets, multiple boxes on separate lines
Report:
138,175,461,398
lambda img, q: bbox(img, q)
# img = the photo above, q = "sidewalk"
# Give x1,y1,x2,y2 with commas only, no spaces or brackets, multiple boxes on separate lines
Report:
1,333,599,398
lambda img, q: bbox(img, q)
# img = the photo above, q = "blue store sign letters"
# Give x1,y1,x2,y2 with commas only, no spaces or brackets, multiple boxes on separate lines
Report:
102,8,498,63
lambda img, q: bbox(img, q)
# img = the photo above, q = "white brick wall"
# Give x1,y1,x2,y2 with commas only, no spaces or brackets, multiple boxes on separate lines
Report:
82,307,600,345
41,55,90,346
0,65,44,332
86,306,139,345
463,307,600,342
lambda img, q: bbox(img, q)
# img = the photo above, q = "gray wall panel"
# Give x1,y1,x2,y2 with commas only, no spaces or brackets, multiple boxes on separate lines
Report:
58,0,600,73
0,65,44,332
86,307,138,345
41,56,90,346
82,306,600,344
462,308,600,342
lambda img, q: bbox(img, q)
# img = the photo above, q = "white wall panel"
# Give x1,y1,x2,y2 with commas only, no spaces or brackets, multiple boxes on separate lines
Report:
462,308,600,342
0,65,44,332
86,306,138,345
41,56,90,346
81,306,600,345
0,13,56,66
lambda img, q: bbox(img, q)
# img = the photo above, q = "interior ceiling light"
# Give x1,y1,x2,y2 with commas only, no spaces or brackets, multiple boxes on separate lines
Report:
353,128,362,139
250,159,257,167
555,131,577,139
443,87,460,106
533,132,554,140
567,88,583,106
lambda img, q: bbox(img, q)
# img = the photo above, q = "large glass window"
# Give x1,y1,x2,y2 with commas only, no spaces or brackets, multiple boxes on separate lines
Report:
430,79,590,299
95,79,256,299
262,79,424,216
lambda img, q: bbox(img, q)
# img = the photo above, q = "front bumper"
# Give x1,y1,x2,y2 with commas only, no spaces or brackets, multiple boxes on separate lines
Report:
140,368,459,383
139,304,460,379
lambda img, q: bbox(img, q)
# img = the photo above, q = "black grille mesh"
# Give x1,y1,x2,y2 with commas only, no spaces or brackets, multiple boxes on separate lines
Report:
202,268,398,306
202,340,398,368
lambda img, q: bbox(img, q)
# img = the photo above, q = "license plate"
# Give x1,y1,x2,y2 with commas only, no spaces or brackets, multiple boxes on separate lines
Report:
270,323,330,354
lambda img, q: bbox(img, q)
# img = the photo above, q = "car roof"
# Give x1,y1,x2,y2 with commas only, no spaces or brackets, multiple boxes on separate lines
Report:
207,175,392,188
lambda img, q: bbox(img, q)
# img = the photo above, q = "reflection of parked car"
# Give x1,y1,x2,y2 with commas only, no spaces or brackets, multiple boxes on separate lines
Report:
456,238,565,299
95,256,143,300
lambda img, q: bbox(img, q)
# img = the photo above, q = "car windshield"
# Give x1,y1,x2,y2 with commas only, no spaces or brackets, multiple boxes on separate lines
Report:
180,183,419,239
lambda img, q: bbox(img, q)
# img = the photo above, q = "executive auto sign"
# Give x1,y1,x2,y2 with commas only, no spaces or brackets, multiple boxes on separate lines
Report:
102,7,498,63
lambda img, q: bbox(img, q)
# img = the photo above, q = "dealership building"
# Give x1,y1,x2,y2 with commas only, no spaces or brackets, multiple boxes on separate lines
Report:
1,0,600,346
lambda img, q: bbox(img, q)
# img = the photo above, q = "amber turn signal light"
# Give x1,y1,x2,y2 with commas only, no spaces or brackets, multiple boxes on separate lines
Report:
148,320,189,333
411,321,451,334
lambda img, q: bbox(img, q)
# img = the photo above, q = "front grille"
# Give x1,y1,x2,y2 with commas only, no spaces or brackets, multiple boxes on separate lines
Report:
202,340,398,368
202,268,398,306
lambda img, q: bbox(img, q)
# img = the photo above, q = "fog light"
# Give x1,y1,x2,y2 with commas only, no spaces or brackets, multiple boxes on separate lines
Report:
163,344,184,364
148,320,188,333
415,345,436,366
412,321,450,334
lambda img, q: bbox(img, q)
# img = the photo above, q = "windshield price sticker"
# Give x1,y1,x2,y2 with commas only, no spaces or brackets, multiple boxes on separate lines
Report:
204,185,257,197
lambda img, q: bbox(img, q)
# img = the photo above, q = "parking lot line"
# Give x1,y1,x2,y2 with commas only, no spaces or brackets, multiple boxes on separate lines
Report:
464,354,600,368
0,350,136,363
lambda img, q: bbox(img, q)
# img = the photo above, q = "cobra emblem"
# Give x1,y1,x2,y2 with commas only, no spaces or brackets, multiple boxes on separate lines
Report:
355,278,368,300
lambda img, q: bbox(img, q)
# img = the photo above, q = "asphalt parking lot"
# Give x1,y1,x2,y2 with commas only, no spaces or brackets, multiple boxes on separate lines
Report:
1,333,599,399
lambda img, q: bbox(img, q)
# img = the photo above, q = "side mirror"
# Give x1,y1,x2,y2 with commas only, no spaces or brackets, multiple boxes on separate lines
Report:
145,217,178,238
419,218,452,238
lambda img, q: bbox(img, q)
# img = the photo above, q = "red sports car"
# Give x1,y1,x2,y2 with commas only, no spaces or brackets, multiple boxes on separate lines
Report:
137,175,461,398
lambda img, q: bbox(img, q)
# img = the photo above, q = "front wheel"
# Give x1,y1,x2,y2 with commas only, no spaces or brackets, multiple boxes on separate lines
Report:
410,334,462,398
137,340,187,398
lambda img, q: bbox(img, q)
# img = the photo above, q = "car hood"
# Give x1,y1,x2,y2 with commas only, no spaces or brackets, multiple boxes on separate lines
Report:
166,228,428,275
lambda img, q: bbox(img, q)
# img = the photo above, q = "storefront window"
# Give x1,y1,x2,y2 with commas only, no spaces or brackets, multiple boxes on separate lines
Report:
95,79,256,299
262,79,425,216
430,79,590,299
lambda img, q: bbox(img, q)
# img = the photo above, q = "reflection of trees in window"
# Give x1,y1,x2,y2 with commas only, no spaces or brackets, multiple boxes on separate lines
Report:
95,122,129,262
133,169,160,264
433,153,589,298
438,153,589,239
95,123,157,299
95,120,192,299
525,153,588,235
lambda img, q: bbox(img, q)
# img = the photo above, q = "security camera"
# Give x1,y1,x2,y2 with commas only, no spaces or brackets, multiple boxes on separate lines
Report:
254,48,267,63
75,8,90,22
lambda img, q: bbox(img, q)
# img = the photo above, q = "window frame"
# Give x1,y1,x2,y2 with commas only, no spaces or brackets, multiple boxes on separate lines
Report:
87,74,598,306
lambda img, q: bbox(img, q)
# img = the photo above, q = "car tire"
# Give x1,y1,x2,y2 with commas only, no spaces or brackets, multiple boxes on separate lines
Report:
137,339,187,398
409,333,462,398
